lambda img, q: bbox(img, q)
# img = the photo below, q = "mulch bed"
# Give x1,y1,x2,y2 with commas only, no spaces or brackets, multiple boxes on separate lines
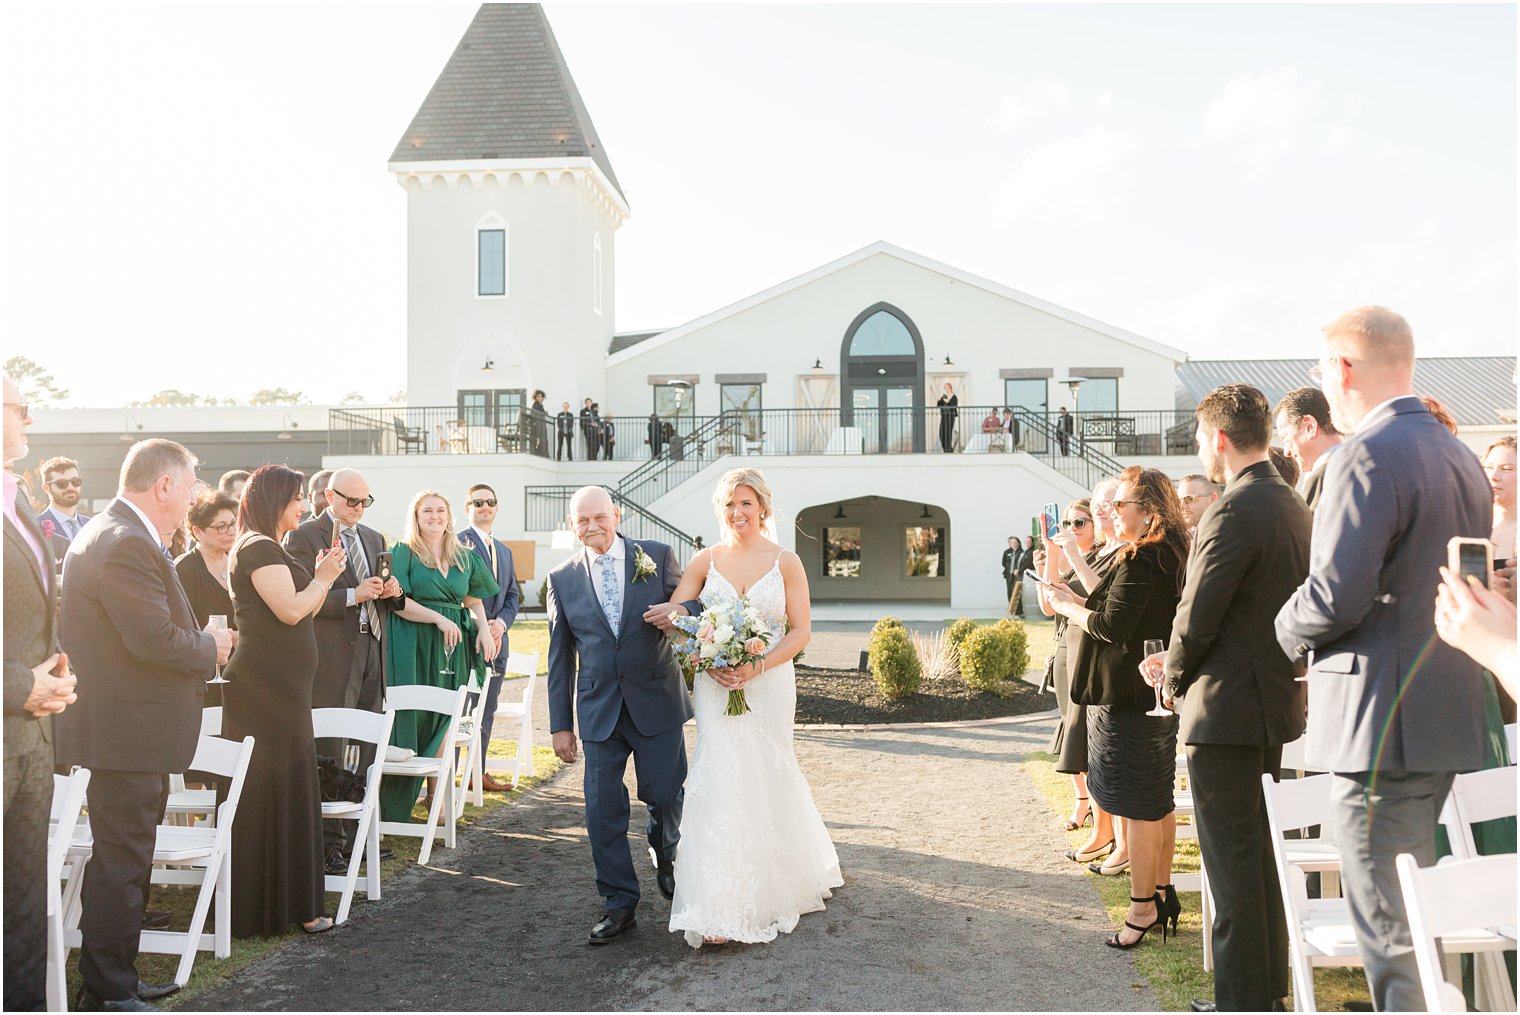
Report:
794,664,1054,725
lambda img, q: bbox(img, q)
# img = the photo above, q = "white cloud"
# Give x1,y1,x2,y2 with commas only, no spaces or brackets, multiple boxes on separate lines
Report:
1148,275,1272,353
1095,90,1113,111
1319,125,1352,151
991,125,1142,225
995,78,1072,129
1202,67,1321,174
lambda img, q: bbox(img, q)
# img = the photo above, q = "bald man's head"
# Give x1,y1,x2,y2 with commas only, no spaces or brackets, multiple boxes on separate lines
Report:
568,485,619,553
326,468,371,527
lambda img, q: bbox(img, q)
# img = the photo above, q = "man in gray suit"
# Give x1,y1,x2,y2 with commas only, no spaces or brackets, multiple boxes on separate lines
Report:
1275,306,1491,1012
1153,384,1311,1012
546,486,694,944
3,379,78,1011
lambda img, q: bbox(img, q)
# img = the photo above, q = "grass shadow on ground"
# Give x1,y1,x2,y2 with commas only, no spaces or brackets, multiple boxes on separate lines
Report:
1022,750,1371,1012
63,742,560,1009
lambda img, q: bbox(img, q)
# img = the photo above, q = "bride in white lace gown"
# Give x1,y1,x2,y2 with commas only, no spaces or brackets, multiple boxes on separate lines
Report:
663,468,842,949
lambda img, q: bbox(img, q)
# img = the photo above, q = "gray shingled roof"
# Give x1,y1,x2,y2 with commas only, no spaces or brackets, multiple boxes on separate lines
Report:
390,4,624,202
1177,357,1517,425
608,330,665,355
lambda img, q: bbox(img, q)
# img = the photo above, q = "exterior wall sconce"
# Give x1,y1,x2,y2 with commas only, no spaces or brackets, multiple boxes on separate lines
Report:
943,355,955,367
277,414,299,440
811,359,823,372
482,357,495,373
834,503,846,519
119,414,144,441
920,504,932,518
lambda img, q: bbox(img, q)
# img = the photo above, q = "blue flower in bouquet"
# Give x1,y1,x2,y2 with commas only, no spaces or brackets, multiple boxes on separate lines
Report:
668,594,772,716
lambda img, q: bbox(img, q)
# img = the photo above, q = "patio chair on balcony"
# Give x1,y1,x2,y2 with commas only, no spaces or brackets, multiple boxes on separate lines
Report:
392,415,427,454
496,423,525,453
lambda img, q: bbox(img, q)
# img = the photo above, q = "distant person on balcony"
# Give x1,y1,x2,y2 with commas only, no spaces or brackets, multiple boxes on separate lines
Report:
218,469,251,500
580,398,600,460
1176,475,1219,532
936,383,959,453
307,469,333,519
1001,536,1020,605
1001,408,1021,449
1273,387,1342,511
647,413,664,458
528,389,549,458
599,408,615,461
980,409,1001,433
1056,407,1074,456
556,402,576,461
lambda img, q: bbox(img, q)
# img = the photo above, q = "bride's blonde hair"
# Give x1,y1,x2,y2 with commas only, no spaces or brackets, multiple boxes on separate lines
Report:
712,467,776,540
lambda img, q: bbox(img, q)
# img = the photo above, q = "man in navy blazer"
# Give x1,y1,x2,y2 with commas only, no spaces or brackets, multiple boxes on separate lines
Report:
459,483,521,791
547,486,693,944
1275,306,1492,1012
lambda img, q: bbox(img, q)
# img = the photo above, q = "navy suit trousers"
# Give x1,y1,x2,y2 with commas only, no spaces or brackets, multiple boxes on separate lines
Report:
581,704,686,913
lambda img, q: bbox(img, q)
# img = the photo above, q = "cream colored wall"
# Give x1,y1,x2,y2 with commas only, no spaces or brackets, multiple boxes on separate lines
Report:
604,250,1179,417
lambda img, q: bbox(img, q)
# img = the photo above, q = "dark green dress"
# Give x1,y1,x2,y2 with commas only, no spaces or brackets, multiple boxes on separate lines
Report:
380,542,499,822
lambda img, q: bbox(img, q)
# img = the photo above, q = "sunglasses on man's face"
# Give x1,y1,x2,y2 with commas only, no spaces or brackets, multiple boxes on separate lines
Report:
329,490,375,509
1061,518,1090,529
50,478,82,489
470,498,497,508
1180,494,1212,505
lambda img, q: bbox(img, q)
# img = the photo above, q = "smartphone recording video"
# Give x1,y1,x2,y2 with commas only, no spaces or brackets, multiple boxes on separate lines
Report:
1448,537,1494,588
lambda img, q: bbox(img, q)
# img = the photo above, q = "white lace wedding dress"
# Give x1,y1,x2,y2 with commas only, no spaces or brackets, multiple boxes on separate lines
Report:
668,554,843,949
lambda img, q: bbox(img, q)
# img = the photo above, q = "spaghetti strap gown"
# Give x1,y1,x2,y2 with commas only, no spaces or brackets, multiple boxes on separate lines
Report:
220,535,324,937
380,543,498,823
669,554,843,948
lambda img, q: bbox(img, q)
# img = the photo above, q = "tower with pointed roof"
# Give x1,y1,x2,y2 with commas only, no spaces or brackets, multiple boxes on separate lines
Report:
391,3,626,414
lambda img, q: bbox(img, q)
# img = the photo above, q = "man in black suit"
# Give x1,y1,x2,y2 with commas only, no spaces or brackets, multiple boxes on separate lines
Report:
1273,386,1343,511
579,397,599,459
458,483,521,791
54,439,232,1011
1000,537,1020,605
1055,406,1074,456
555,402,575,461
1147,384,1311,1012
3,379,78,1012
283,468,402,872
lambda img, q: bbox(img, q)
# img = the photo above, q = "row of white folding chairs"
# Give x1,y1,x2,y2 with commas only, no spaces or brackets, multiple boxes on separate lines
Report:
452,651,540,818
1262,763,1518,1012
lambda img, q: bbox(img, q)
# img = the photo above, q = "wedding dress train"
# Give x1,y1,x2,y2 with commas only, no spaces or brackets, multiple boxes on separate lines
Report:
668,556,843,948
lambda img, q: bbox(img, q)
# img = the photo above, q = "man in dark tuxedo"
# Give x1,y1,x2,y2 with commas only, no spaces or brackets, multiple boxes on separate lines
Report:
547,486,693,943
3,380,78,1012
1055,406,1074,455
36,455,91,569
1275,306,1492,1012
555,401,576,461
459,483,521,791
1000,537,1020,605
579,397,599,460
283,468,402,871
1273,386,1343,511
54,439,232,1011
1149,384,1311,1012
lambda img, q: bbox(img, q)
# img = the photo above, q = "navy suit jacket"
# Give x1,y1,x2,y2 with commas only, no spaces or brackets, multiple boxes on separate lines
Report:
1275,396,1492,773
459,527,521,672
546,538,693,742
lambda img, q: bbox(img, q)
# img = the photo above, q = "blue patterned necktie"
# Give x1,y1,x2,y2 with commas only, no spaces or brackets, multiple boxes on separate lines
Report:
595,553,621,636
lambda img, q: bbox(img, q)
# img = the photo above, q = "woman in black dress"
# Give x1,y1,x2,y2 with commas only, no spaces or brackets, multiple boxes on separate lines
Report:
175,491,239,629
1049,466,1188,949
935,383,958,453
222,465,347,936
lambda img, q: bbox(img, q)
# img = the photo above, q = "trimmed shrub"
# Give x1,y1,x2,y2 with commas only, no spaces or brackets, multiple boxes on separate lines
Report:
869,619,922,700
992,617,1031,679
959,625,1012,694
875,615,906,634
944,617,979,667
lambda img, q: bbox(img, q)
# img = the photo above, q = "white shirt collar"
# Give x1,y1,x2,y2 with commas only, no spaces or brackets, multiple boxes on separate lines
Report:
584,534,625,566
469,524,494,547
116,496,165,549
327,508,358,537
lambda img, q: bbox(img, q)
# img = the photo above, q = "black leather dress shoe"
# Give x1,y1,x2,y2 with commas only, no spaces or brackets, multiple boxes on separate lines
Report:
1190,1003,1216,1013
588,910,636,944
141,909,171,930
656,861,675,901
136,982,180,1002
345,846,394,863
324,847,348,876
75,987,159,1012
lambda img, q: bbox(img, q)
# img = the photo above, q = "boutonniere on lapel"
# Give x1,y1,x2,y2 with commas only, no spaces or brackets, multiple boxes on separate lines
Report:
39,519,56,540
631,545,658,584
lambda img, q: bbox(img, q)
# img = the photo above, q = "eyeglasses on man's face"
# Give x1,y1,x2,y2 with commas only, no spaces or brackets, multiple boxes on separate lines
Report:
329,490,375,509
4,402,29,419
1061,518,1090,529
1308,356,1351,387
469,498,497,508
49,478,82,489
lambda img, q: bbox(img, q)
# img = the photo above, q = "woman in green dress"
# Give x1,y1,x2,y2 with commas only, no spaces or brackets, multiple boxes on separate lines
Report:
381,490,500,822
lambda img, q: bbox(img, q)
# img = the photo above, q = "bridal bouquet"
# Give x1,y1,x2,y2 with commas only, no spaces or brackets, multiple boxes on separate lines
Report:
668,596,771,716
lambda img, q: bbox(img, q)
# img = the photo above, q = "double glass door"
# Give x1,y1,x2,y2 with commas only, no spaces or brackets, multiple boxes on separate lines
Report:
853,386,918,453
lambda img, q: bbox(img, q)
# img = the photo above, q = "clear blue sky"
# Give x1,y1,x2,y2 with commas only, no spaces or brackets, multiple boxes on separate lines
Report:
1,2,1513,406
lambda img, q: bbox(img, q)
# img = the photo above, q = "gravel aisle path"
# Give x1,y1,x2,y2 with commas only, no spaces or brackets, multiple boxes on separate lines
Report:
195,717,1153,1011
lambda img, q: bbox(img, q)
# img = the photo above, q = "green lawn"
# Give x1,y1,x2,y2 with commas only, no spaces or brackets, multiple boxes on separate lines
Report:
65,743,562,1009
1022,751,1372,1012
509,619,549,673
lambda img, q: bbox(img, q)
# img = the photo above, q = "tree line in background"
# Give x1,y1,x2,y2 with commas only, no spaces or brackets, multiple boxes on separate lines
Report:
4,356,405,409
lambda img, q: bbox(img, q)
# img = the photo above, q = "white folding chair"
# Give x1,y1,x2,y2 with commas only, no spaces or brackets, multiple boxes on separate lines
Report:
1396,853,1518,1013
1262,771,1363,1013
46,768,90,1014
312,706,395,924
164,708,224,825
1504,723,1517,764
64,735,255,987
454,671,491,815
1435,765,1518,1011
482,650,539,790
379,684,468,865
1171,754,1213,968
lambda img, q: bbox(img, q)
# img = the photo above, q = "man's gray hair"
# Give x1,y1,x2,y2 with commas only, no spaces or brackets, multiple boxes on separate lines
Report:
119,439,198,493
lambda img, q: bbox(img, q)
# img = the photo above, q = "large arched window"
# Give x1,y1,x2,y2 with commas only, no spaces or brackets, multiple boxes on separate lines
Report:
840,303,925,453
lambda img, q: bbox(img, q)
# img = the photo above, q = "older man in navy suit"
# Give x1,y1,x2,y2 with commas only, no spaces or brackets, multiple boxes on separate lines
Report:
1276,306,1492,1012
547,486,694,944
458,483,521,791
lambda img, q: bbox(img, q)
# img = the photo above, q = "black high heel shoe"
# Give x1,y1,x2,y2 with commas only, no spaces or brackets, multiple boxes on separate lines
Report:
1160,883,1181,933
1104,893,1167,950
1061,796,1092,832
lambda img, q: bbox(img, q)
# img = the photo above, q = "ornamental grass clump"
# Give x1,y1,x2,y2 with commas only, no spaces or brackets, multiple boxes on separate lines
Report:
868,617,922,700
909,628,956,683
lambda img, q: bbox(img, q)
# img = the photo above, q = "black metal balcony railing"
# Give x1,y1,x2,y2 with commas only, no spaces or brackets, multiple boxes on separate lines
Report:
523,485,701,551
327,407,698,461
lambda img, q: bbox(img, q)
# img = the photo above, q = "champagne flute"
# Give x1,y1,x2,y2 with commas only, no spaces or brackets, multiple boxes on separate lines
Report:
1142,638,1169,717
440,639,456,676
207,615,229,685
